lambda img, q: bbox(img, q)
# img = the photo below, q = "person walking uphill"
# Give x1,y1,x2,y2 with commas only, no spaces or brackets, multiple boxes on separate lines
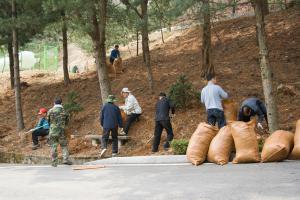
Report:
100,95,123,158
152,93,175,153
31,108,50,150
201,74,228,128
47,97,72,167
238,97,268,130
119,88,142,135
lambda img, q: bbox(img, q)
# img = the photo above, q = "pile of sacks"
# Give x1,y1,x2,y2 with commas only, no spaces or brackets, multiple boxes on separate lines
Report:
186,118,300,166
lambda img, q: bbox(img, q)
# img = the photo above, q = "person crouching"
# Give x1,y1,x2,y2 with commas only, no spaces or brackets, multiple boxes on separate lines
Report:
31,108,50,150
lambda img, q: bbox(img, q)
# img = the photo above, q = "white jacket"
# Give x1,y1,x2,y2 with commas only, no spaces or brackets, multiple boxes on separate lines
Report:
119,94,142,115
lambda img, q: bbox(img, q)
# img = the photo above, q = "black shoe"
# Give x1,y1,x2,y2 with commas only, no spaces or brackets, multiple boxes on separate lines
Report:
62,160,73,165
163,142,170,150
51,163,58,167
32,144,41,150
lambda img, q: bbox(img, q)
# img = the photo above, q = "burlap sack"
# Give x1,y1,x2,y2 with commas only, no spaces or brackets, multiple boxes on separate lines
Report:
289,119,300,159
231,120,260,163
222,99,238,122
261,130,294,162
186,123,218,165
120,109,127,127
207,125,234,165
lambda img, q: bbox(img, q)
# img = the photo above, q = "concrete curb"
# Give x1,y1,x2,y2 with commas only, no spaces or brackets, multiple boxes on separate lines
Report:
86,155,189,165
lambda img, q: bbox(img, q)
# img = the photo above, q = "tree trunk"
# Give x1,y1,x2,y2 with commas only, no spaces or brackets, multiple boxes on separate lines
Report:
8,40,14,89
261,0,269,15
91,1,111,104
160,20,165,43
254,0,278,133
12,0,24,131
201,0,215,78
141,0,154,92
62,11,70,85
136,30,139,56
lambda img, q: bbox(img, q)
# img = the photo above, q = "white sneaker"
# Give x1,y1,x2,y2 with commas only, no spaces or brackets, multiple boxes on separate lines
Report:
100,148,107,158
119,130,126,136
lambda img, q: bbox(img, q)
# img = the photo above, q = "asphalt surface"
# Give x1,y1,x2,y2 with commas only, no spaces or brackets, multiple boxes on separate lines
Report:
0,160,300,200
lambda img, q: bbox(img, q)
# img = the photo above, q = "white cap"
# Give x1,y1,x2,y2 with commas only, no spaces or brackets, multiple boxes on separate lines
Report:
121,87,131,93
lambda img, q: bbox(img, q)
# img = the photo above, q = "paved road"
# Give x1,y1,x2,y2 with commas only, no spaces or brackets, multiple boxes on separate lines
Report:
0,161,300,200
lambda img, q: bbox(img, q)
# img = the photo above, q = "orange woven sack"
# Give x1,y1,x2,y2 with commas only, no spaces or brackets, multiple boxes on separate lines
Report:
186,123,218,165
222,99,238,122
261,130,294,162
207,125,234,165
231,120,260,163
289,120,300,159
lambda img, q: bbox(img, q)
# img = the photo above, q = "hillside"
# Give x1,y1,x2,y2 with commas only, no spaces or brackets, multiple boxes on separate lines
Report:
0,8,299,157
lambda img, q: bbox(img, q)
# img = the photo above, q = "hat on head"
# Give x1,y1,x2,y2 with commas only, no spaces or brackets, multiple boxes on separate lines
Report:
54,97,62,105
38,108,48,115
159,92,166,97
121,88,131,93
106,95,117,103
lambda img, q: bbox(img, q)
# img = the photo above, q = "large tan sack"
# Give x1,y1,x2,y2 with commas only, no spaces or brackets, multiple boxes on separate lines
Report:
186,123,218,165
289,120,300,159
261,130,294,162
222,99,238,122
207,126,234,165
231,120,260,163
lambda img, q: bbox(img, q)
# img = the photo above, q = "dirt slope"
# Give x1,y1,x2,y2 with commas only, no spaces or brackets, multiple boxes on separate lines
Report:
0,8,299,157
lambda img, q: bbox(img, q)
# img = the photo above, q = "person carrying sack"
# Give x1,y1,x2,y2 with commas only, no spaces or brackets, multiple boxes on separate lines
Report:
47,97,72,167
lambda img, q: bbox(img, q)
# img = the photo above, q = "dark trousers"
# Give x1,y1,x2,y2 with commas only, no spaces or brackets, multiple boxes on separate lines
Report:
101,128,118,153
207,109,226,128
110,57,115,64
152,120,174,152
124,113,141,135
32,129,49,145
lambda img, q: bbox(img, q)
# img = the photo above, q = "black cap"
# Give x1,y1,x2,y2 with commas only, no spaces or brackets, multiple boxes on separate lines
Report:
159,92,166,97
54,97,62,105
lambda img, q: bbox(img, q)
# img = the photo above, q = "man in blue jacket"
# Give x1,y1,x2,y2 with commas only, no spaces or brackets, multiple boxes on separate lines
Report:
110,45,120,64
238,97,268,129
152,92,175,152
100,95,123,158
31,108,50,150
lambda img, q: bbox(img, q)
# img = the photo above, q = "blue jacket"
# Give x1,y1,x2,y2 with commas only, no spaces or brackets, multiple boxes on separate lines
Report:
35,117,50,130
100,103,123,129
238,97,267,123
110,49,120,59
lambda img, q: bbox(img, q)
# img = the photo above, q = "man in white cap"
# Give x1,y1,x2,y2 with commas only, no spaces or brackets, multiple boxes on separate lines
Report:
119,88,142,135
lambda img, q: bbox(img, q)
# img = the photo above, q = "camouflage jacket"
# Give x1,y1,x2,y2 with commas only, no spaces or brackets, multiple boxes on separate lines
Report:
47,104,69,136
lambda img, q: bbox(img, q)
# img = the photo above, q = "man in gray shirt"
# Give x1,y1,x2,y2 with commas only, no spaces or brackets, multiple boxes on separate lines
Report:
201,74,228,128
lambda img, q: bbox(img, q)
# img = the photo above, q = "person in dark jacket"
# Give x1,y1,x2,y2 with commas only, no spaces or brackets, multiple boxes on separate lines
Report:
152,92,175,152
31,108,50,150
238,97,268,129
100,95,123,158
110,45,120,64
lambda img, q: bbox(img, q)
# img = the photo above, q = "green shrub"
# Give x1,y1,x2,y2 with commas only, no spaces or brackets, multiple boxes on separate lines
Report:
168,75,197,108
258,138,265,152
64,91,83,117
171,139,189,155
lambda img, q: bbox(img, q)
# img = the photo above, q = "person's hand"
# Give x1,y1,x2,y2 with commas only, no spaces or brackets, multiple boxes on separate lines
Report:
257,123,264,130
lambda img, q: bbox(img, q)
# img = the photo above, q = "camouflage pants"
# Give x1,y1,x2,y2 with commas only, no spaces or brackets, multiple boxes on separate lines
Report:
50,133,69,165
